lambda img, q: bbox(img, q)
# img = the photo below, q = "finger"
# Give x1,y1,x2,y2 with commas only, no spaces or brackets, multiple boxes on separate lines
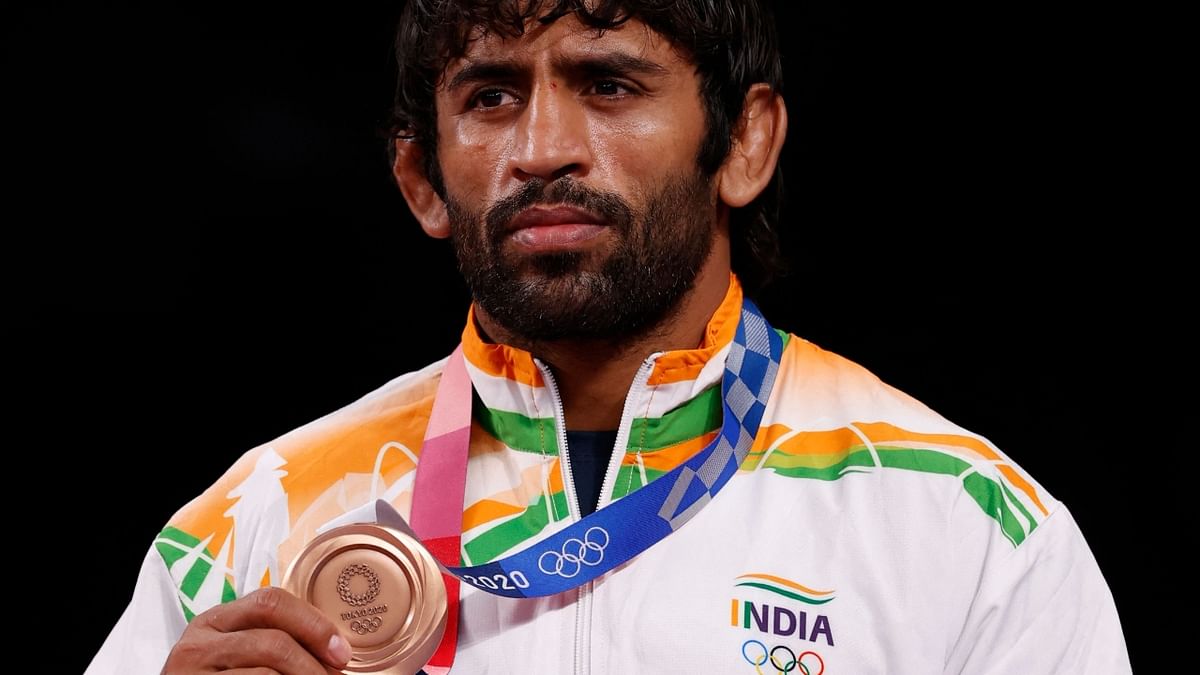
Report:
221,669,281,675
202,588,352,669
218,662,343,667
216,628,331,675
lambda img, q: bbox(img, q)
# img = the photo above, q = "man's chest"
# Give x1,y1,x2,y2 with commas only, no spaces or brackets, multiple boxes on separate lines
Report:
452,478,960,674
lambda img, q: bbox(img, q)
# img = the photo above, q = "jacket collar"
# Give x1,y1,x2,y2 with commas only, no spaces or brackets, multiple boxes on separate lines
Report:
459,273,743,431
458,271,739,398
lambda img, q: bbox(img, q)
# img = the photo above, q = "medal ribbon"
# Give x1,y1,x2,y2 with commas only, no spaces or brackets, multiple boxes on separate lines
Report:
410,299,782,669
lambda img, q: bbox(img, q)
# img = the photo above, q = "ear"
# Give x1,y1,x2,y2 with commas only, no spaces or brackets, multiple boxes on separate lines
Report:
716,84,788,208
392,137,451,239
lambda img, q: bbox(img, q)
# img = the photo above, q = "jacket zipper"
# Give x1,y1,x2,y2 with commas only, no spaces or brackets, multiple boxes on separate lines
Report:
535,361,586,675
596,357,657,511
535,357,659,675
535,361,576,520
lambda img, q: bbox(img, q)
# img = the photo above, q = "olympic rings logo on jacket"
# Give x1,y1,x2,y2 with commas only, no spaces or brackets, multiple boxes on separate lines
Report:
741,639,825,675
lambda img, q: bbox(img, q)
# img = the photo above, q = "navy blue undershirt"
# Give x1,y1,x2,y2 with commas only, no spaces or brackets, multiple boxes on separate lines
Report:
565,429,618,517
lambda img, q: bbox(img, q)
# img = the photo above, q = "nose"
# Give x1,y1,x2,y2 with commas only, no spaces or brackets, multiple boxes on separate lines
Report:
508,82,591,182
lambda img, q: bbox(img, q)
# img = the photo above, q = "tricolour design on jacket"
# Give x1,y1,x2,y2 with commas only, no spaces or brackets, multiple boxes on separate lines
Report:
153,275,1051,620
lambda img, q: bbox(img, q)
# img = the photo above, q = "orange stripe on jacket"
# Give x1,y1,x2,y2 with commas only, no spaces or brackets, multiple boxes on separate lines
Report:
461,306,545,387
648,274,742,386
855,421,1049,516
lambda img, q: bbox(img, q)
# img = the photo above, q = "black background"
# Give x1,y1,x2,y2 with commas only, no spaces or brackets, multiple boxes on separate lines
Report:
5,2,1173,672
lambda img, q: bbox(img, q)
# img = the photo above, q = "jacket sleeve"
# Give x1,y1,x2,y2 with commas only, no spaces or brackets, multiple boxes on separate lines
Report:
942,506,1132,674
85,545,188,675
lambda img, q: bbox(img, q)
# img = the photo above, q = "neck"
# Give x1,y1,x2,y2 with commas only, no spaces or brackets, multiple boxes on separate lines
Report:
475,246,732,431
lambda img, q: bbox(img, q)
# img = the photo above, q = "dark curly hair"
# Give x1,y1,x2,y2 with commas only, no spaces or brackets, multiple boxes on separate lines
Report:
387,0,785,292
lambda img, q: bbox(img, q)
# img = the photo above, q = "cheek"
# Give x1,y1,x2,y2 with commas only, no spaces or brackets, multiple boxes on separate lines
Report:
589,100,707,188
437,118,513,198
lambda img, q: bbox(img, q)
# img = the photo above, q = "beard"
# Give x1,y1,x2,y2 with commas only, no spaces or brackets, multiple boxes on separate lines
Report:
444,171,717,343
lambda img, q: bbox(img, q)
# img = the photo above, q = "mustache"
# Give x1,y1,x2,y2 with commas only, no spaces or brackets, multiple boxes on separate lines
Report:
483,178,634,241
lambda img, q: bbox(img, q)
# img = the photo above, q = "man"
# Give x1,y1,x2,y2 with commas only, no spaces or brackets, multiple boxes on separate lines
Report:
88,1,1131,673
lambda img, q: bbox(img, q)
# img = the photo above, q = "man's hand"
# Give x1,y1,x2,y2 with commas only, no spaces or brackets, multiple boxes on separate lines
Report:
161,587,352,674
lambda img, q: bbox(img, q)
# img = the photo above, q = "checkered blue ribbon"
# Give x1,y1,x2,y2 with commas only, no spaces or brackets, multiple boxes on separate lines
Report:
444,300,782,598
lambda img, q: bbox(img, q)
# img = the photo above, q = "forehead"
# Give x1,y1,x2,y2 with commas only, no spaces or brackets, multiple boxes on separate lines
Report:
441,14,688,82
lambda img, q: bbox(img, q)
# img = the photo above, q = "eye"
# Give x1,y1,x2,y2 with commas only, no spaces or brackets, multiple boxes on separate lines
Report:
592,79,630,96
471,89,518,109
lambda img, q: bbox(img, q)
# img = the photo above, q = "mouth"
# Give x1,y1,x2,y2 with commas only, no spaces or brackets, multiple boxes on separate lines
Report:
506,206,609,252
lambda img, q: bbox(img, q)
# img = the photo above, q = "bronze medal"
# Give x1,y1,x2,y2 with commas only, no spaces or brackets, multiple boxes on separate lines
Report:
283,523,448,674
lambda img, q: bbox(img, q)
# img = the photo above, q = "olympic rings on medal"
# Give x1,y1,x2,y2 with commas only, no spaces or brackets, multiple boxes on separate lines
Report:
349,616,384,635
740,640,824,675
537,526,610,578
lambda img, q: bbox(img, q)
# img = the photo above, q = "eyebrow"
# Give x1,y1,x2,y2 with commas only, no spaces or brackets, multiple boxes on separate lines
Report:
445,51,670,93
445,60,525,93
554,52,670,80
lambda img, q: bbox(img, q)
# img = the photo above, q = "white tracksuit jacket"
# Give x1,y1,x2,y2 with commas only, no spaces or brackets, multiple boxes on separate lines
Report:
87,277,1131,674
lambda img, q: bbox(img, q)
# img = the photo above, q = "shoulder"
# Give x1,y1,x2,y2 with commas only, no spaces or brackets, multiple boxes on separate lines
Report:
749,336,1127,670
752,334,1060,549
156,356,447,600
177,356,447,522
766,334,1004,444
771,334,975,435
